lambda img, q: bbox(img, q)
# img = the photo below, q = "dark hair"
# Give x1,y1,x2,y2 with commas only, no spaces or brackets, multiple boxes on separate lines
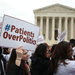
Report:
0,47,2,55
6,49,17,71
32,43,49,58
50,41,72,75
6,49,29,75
3,47,9,54
3,48,8,50
51,44,57,53
70,39,75,47
0,47,3,60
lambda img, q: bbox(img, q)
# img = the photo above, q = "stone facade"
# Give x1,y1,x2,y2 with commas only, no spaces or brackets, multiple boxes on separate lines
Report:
34,4,75,45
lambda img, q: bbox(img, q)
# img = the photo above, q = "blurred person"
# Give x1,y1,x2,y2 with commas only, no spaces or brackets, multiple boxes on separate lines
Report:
50,44,57,54
0,47,7,75
3,47,11,62
49,41,75,75
69,39,75,60
50,44,57,60
6,46,30,75
30,43,51,75
69,39,75,47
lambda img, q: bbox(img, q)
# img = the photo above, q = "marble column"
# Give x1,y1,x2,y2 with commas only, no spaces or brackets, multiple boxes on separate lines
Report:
71,17,74,39
51,17,55,40
46,17,49,40
35,16,37,25
40,17,43,35
64,17,68,40
58,17,62,33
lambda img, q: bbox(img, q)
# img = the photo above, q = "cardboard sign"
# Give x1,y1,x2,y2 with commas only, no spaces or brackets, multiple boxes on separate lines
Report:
37,35,45,45
0,15,40,51
57,30,66,42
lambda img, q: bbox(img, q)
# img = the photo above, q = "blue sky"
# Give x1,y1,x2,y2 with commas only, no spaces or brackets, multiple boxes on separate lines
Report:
0,0,75,24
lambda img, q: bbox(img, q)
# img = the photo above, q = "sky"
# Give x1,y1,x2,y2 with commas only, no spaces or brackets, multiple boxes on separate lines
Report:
0,0,75,24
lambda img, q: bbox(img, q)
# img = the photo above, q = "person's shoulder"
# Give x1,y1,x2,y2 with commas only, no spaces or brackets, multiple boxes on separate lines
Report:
66,60,75,68
66,60,75,75
55,60,75,75
73,47,75,50
66,60,75,63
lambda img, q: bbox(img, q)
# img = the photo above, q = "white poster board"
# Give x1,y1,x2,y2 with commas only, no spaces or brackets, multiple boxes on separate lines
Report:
0,22,2,36
37,35,45,45
57,30,66,42
0,15,40,51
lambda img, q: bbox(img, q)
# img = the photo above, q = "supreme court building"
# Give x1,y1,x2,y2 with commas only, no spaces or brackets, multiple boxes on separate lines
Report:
34,4,75,45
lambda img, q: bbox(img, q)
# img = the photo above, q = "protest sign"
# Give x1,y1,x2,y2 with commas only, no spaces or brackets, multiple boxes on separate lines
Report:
0,15,40,51
37,35,45,45
57,30,66,42
0,22,2,36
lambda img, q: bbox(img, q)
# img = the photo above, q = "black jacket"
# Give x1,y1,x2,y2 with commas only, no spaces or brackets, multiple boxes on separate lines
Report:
30,56,51,75
6,63,28,75
0,55,6,75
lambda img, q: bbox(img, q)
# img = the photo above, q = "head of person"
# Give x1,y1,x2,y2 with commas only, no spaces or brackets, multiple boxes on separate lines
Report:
51,44,57,53
22,50,29,61
7,48,29,71
70,39,75,47
49,41,73,74
8,49,29,64
52,41,73,60
33,43,50,58
3,47,10,54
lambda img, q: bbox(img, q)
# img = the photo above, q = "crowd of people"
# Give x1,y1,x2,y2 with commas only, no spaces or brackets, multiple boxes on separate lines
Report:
0,39,75,75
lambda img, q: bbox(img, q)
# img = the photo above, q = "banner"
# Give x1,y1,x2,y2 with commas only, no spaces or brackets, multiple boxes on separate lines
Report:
0,15,40,51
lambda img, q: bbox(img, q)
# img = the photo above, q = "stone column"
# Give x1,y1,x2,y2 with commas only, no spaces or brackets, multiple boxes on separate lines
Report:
40,17,43,35
71,17,74,39
46,17,49,40
58,17,62,33
35,16,37,25
64,17,68,40
51,17,55,40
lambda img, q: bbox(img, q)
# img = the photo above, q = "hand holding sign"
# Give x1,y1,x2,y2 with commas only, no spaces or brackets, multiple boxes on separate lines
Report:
16,46,24,66
16,46,24,60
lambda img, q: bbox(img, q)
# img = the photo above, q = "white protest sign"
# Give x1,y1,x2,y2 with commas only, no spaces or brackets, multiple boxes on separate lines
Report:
57,30,66,42
0,22,2,36
37,35,45,45
0,15,40,51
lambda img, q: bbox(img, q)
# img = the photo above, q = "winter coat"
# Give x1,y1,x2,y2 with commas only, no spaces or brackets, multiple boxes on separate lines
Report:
0,54,7,75
30,56,51,75
6,61,29,75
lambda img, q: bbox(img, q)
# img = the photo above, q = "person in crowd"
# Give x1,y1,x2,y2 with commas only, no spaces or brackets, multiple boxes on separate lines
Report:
3,47,11,62
49,41,75,75
50,44,57,60
0,47,7,75
69,39,75,60
30,43,51,75
6,46,30,75
69,39,75,47
50,44,57,54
